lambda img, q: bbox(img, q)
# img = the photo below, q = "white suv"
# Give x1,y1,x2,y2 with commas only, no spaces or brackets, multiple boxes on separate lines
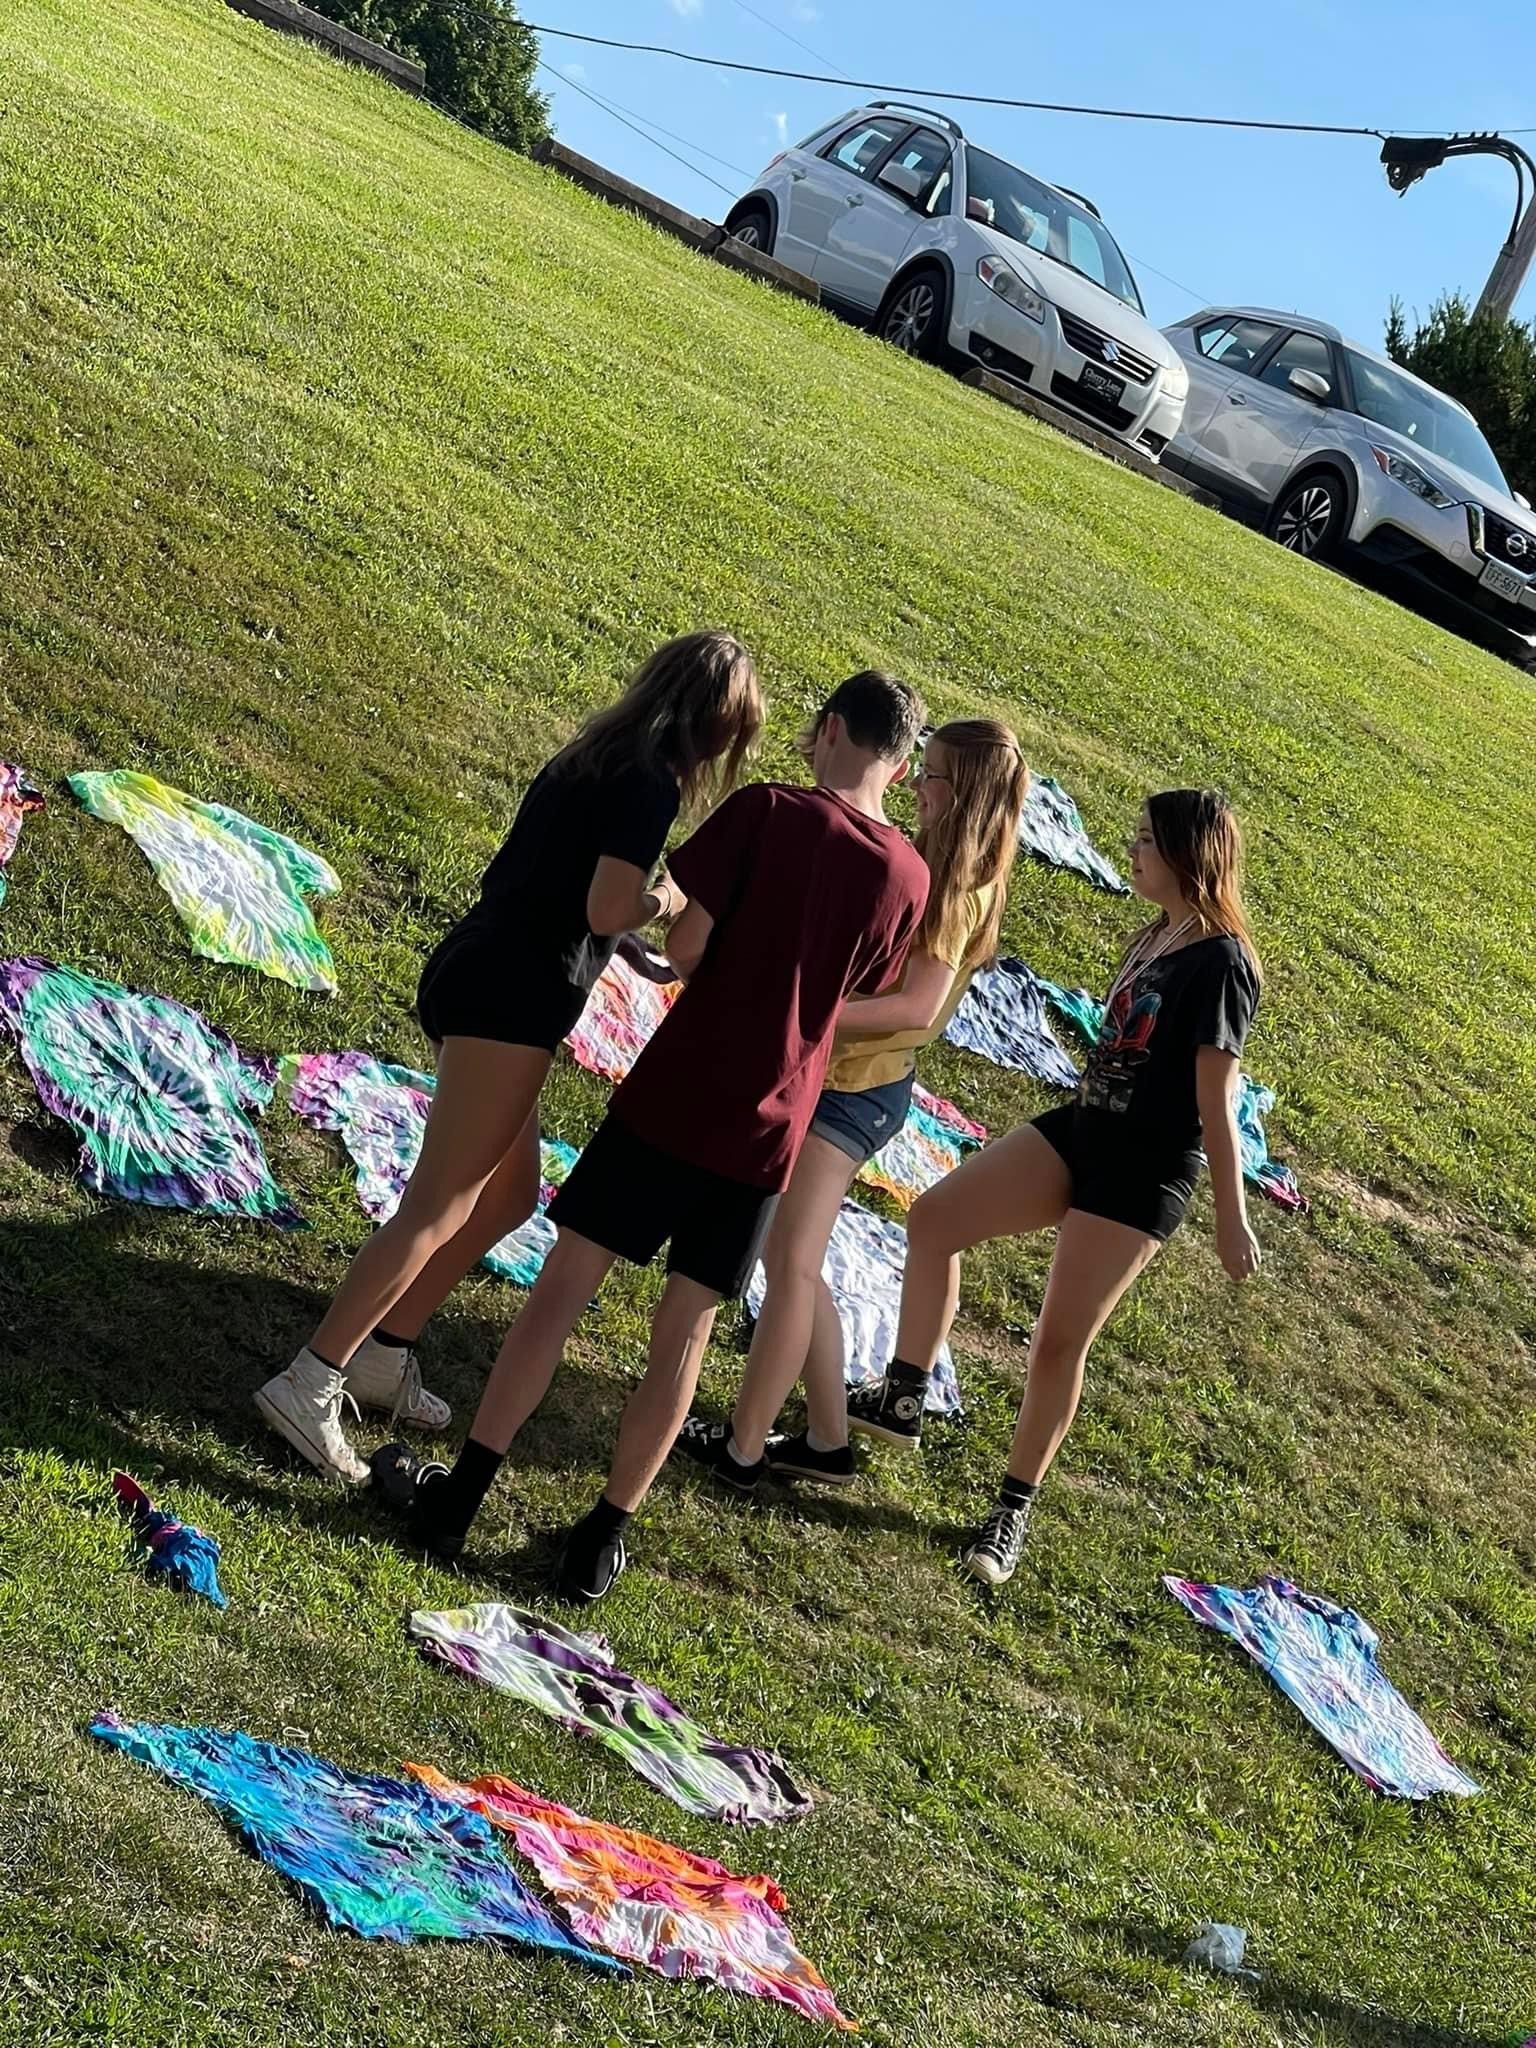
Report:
727,103,1188,460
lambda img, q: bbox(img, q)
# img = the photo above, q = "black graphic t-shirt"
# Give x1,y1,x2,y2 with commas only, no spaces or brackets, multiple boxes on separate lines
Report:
1078,932,1258,1157
458,753,680,994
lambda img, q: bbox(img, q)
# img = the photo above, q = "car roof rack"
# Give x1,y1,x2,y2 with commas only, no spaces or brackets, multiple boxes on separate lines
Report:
1053,184,1102,220
869,101,965,139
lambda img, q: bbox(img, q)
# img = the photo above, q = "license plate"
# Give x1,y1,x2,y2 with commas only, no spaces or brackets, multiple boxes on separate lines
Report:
1479,558,1527,603
1079,362,1125,406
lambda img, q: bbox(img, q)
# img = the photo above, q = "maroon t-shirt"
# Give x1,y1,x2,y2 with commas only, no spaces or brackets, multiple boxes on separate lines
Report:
612,783,929,1190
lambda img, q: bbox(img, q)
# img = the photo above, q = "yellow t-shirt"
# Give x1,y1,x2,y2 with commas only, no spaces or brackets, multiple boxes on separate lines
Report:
823,884,993,1093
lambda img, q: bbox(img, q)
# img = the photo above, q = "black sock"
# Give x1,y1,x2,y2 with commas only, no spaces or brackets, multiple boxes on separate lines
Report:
577,1495,632,1542
887,1356,928,1389
374,1326,414,1351
417,1438,503,1539
999,1475,1039,1512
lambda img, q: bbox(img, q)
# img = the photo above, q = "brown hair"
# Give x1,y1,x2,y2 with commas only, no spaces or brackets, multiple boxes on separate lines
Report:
1146,787,1261,979
916,719,1030,972
797,669,925,765
557,630,763,809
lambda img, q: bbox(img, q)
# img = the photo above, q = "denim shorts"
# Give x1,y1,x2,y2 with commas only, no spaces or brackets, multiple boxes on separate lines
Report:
809,1070,915,1166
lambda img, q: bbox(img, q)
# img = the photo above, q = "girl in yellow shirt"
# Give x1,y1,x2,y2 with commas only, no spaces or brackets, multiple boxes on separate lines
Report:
676,719,1029,1488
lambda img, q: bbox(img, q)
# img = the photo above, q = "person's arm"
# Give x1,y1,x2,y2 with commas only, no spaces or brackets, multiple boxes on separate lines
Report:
586,859,686,939
1196,1046,1260,1282
836,950,957,1036
664,899,715,982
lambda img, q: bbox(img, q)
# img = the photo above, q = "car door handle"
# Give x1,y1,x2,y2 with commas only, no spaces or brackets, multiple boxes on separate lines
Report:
789,169,807,182
1227,392,1248,406
846,193,864,206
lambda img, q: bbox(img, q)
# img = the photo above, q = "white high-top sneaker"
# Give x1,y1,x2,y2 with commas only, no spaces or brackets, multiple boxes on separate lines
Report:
345,1337,451,1432
254,1348,369,1485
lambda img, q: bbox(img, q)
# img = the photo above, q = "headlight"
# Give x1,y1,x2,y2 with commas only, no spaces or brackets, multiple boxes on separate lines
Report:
1371,446,1454,509
976,255,1045,323
1160,360,1189,401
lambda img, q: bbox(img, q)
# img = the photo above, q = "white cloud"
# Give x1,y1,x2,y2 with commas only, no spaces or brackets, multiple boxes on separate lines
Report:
791,1,821,18
771,110,789,147
562,61,586,80
669,0,704,15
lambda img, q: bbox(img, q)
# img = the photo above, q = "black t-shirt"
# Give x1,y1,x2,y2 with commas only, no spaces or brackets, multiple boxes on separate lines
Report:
1078,932,1258,1158
457,752,680,995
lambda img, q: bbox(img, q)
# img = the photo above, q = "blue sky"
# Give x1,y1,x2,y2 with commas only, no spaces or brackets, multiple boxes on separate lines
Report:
529,0,1536,338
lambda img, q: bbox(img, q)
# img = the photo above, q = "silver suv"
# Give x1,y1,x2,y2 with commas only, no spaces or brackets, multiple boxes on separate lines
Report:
726,105,1188,460
1163,307,1536,667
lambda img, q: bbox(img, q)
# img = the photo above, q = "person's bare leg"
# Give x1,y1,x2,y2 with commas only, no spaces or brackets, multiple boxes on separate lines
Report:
802,1277,851,1445
895,1124,1073,1368
309,1041,551,1370
469,1229,618,1454
604,1273,722,1511
729,1136,856,1463
1005,1210,1159,1484
379,1111,543,1341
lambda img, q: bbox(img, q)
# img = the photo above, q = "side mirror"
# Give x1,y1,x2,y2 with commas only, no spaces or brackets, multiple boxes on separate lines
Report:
965,194,995,224
1289,366,1331,403
878,160,927,203
1516,491,1532,511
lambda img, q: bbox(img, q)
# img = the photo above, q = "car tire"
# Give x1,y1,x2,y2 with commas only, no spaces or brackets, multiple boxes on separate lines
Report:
726,203,773,255
876,266,949,363
1266,470,1348,561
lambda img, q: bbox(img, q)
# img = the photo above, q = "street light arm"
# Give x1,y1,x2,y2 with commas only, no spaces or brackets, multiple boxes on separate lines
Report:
1381,132,1536,321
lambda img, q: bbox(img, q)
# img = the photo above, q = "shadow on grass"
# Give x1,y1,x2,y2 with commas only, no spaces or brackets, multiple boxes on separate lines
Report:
1108,1918,1515,2048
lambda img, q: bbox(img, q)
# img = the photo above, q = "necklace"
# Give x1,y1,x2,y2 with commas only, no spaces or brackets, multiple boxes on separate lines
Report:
1105,913,1200,1012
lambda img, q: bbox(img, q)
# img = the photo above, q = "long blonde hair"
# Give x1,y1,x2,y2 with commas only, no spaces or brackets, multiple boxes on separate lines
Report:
1146,787,1261,979
557,630,763,810
915,719,1030,971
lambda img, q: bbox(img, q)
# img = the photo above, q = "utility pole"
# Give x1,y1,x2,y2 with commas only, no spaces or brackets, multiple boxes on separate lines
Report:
1381,133,1536,323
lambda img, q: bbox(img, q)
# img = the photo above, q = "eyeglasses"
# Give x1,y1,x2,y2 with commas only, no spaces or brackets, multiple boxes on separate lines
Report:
912,766,951,786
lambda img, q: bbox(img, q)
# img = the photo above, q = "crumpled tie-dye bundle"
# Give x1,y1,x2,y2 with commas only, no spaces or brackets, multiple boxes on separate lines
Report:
1019,775,1129,893
0,957,297,1223
566,952,679,1083
748,1199,962,1416
88,1715,623,1963
1233,1079,1308,1214
70,770,340,993
410,1766,853,2028
944,956,1082,1089
0,762,44,904
858,1081,987,1208
1164,1576,1480,1799
113,1472,227,1607
283,1051,575,1285
408,1604,811,1826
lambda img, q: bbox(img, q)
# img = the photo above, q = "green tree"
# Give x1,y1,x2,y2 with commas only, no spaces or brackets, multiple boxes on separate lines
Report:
304,0,549,151
1385,292,1536,499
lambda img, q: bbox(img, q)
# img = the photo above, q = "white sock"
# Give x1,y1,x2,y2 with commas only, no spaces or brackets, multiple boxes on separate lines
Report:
805,1426,845,1454
726,1433,758,1468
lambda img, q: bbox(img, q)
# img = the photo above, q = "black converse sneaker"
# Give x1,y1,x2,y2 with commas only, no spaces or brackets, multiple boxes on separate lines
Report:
961,1499,1034,1587
556,1520,628,1604
765,1430,856,1487
672,1415,764,1494
368,1444,463,1563
846,1373,926,1451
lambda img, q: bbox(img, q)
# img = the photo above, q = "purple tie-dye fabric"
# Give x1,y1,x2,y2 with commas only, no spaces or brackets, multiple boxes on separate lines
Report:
409,1604,811,1826
89,1715,621,1963
943,956,1081,1088
0,957,295,1222
858,1082,987,1208
0,763,44,905
1164,1576,1479,1800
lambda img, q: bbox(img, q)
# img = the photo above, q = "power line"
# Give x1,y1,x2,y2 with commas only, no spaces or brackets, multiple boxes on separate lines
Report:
543,60,754,181
728,0,838,71
523,21,1529,143
537,58,739,197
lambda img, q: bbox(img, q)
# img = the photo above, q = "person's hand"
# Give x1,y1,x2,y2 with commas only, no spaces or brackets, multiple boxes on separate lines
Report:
1217,1217,1261,1282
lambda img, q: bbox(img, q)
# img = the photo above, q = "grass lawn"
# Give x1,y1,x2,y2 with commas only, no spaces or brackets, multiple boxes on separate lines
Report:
1,2,1534,2041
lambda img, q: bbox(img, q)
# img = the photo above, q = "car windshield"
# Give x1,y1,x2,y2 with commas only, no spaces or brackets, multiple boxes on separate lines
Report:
963,148,1142,310
1344,352,1509,493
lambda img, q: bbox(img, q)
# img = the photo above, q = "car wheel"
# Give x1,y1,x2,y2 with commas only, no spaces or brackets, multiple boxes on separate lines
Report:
727,204,772,254
1267,472,1347,560
877,268,947,362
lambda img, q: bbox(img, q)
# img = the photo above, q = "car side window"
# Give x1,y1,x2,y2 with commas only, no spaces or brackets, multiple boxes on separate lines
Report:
1260,330,1333,393
1195,317,1282,375
884,127,954,214
823,119,905,179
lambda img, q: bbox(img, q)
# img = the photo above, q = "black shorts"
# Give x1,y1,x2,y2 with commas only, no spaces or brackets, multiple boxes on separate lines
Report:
547,1115,779,1299
416,926,585,1054
1032,1103,1203,1243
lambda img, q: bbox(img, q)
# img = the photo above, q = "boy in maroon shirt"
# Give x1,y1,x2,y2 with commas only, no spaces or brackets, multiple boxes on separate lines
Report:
380,671,928,1599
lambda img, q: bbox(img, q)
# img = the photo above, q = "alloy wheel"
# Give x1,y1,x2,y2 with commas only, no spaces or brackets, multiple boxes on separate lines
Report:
1273,483,1336,556
884,280,937,354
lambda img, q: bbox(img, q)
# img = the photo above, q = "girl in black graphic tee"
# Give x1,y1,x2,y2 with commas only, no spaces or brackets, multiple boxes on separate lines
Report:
255,632,763,1486
848,788,1262,1588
